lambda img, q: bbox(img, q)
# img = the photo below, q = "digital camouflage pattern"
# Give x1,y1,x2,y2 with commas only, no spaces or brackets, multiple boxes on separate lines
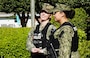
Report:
26,24,56,55
42,3,54,14
54,25,80,58
53,3,72,14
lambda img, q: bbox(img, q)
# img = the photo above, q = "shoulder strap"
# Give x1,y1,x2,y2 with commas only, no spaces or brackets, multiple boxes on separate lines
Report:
41,23,51,48
34,24,40,33
60,22,74,28
41,23,51,34
59,22,77,31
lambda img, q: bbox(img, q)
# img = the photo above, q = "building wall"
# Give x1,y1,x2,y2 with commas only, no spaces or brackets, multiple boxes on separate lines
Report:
0,19,38,28
0,19,21,28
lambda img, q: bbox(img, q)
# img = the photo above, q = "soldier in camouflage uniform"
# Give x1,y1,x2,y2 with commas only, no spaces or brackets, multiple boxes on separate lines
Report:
52,4,80,58
26,3,57,58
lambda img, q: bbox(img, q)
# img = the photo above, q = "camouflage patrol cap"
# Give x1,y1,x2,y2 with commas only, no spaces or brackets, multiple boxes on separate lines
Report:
53,3,72,14
41,3,54,14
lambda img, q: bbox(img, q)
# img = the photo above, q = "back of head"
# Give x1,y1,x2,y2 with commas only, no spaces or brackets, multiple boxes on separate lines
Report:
63,10,75,19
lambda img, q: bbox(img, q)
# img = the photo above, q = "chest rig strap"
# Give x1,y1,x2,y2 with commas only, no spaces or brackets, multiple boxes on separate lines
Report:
33,23,51,48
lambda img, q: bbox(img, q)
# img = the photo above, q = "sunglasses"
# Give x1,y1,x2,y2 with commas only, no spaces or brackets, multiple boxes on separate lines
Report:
41,10,52,14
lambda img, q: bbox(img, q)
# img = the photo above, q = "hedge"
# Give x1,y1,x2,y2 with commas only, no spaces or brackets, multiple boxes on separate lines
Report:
0,28,90,58
0,28,30,58
78,29,90,58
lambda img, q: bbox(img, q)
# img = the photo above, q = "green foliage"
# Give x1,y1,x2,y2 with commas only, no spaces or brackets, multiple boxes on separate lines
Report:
0,0,90,13
0,28,30,58
58,0,90,9
50,16,60,28
79,40,90,58
70,8,88,30
0,0,30,13
78,29,90,58
0,0,15,12
78,29,87,41
0,27,90,58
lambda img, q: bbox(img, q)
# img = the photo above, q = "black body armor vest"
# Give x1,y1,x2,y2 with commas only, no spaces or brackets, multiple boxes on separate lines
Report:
33,23,51,48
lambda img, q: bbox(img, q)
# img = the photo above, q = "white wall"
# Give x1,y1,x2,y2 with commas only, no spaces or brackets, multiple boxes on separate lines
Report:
0,19,38,28
0,19,21,28
26,19,39,27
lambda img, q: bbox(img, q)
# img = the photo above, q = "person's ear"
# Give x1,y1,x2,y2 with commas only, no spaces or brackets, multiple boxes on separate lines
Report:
60,11,65,17
49,14,52,18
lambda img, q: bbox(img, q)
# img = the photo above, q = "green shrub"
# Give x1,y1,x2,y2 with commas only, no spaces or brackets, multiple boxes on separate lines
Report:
78,29,90,58
70,8,88,30
0,28,30,58
0,28,90,58
50,16,60,28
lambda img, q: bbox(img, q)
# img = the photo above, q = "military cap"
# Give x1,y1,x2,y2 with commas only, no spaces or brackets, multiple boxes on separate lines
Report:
41,3,54,14
53,3,72,14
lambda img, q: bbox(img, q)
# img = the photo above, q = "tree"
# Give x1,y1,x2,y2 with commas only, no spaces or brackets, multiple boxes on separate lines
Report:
0,0,90,27
0,0,30,27
57,0,90,15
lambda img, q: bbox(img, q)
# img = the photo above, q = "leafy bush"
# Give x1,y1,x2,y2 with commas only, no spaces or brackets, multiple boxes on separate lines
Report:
50,15,60,28
0,22,90,58
78,29,90,58
70,8,88,30
0,28,30,58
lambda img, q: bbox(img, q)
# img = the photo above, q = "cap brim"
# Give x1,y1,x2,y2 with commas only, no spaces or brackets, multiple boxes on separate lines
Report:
53,8,60,14
41,10,52,14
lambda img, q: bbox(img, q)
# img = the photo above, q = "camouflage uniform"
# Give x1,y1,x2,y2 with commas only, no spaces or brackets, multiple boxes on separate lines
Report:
54,23,80,58
53,4,80,58
41,3,54,14
26,3,56,58
26,23,56,54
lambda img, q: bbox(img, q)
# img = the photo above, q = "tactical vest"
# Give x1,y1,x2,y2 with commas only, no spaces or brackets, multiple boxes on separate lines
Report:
49,31,60,50
59,22,78,52
49,26,60,57
33,23,51,49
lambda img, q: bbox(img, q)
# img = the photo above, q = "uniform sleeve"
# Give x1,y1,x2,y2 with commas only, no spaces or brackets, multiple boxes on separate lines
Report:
26,28,36,52
59,26,74,58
